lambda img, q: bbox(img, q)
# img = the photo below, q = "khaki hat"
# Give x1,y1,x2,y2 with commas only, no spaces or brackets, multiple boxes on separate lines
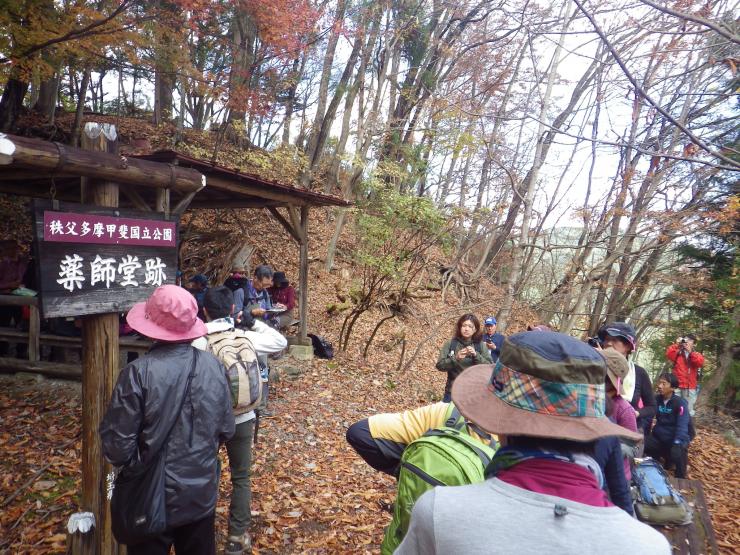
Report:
601,347,629,396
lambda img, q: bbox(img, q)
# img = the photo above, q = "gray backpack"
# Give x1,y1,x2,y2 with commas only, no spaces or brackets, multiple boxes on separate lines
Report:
206,330,262,415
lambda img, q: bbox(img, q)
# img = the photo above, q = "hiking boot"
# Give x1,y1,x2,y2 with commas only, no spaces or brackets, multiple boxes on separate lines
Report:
225,532,251,555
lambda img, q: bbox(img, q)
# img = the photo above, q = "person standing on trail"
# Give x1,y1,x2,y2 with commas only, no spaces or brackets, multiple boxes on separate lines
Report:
396,331,670,554
192,286,287,555
436,314,492,402
100,285,234,555
666,334,704,416
597,322,656,439
482,316,505,362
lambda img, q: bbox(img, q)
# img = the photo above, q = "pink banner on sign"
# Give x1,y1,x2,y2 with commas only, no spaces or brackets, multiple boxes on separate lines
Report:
43,211,177,247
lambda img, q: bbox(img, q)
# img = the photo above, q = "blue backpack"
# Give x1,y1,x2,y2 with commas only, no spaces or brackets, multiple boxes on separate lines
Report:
631,457,693,525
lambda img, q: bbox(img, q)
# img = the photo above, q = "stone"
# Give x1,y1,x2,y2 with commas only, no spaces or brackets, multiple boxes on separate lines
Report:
289,344,314,361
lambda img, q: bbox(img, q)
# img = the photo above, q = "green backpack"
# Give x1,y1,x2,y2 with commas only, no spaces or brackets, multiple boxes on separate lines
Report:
380,406,497,555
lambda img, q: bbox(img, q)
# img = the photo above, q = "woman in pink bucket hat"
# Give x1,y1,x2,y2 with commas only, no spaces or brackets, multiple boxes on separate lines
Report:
100,285,234,554
126,284,208,342
396,330,669,555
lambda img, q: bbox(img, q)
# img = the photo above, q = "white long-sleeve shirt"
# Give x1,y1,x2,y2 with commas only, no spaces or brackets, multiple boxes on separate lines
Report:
192,317,287,423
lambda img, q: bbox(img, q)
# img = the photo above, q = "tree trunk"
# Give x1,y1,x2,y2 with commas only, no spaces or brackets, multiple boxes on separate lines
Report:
33,73,60,121
696,303,739,413
305,0,347,157
0,78,29,132
70,69,92,146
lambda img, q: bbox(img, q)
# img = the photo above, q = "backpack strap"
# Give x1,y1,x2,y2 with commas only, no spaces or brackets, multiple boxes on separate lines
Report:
445,405,465,430
424,428,494,467
445,404,495,446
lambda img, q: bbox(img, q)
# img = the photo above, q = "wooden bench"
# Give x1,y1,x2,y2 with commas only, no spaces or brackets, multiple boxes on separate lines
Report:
0,294,151,377
655,478,719,554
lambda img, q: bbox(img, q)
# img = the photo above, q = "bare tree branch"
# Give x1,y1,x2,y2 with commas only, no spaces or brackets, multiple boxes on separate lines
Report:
571,0,740,169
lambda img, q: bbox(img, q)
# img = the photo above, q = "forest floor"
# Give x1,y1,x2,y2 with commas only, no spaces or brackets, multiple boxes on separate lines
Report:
1,355,739,554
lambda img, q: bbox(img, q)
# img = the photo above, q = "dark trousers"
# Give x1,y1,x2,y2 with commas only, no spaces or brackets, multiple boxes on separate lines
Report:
346,419,399,477
225,419,255,537
644,435,688,479
126,512,216,555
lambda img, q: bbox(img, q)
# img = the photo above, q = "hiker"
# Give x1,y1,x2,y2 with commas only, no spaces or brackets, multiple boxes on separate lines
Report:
187,273,209,319
597,322,656,438
346,401,495,553
267,271,296,330
346,401,492,478
224,265,249,293
436,314,492,402
100,285,234,554
645,372,691,479
666,335,704,416
482,316,505,362
396,331,670,554
192,286,287,555
240,264,274,320
601,347,638,480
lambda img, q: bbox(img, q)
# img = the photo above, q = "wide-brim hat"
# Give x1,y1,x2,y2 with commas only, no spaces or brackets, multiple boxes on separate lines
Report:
127,284,207,342
272,271,289,286
601,347,629,396
452,330,642,443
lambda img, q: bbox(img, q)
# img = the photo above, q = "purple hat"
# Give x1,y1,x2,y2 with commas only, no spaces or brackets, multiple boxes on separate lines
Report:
126,285,207,342
598,322,637,352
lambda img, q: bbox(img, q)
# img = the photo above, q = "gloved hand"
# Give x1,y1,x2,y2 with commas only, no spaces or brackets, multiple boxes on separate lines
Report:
670,442,685,465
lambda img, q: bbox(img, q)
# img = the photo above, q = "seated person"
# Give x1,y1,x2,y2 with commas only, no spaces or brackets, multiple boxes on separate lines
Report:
237,265,274,324
187,274,209,320
267,271,296,329
645,372,691,478
224,265,249,292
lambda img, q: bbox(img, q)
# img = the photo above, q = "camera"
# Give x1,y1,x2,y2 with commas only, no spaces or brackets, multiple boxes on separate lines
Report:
587,337,603,348
679,337,687,344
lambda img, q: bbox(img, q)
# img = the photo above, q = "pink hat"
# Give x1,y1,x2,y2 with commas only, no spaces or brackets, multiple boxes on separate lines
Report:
126,285,207,342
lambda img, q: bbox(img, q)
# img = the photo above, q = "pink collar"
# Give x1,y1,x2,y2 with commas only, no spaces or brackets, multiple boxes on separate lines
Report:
496,458,613,507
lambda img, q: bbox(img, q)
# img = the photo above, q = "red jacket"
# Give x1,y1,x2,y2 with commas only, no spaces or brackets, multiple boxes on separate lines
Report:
666,344,704,389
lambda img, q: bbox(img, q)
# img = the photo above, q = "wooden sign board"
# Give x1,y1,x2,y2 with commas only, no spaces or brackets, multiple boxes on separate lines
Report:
32,200,179,318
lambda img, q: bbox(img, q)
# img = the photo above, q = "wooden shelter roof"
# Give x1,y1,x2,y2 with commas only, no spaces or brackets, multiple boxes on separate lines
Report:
135,150,350,210
0,133,349,212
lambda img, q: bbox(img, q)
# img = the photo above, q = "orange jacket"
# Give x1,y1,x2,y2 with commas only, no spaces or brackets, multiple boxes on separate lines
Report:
666,344,704,389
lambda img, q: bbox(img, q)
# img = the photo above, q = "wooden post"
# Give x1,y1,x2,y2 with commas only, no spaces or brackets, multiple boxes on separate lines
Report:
73,123,122,555
28,304,39,362
298,206,309,341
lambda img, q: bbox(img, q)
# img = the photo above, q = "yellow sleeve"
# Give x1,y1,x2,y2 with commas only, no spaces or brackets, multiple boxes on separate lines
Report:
368,402,450,444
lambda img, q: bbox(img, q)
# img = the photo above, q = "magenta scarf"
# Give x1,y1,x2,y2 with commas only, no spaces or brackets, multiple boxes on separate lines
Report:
496,458,614,507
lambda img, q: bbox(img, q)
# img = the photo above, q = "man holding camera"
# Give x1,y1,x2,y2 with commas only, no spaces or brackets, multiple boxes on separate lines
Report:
666,334,704,416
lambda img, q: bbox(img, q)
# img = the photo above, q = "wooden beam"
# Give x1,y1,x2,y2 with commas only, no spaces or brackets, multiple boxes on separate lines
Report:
287,207,306,243
0,357,81,379
298,206,309,341
266,207,301,244
0,132,206,193
172,191,197,214
191,199,284,210
120,185,152,212
0,170,78,180
206,174,308,206
156,188,170,218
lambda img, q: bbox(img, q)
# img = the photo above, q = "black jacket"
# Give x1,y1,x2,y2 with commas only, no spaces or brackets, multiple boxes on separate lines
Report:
100,343,235,527
629,363,656,432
